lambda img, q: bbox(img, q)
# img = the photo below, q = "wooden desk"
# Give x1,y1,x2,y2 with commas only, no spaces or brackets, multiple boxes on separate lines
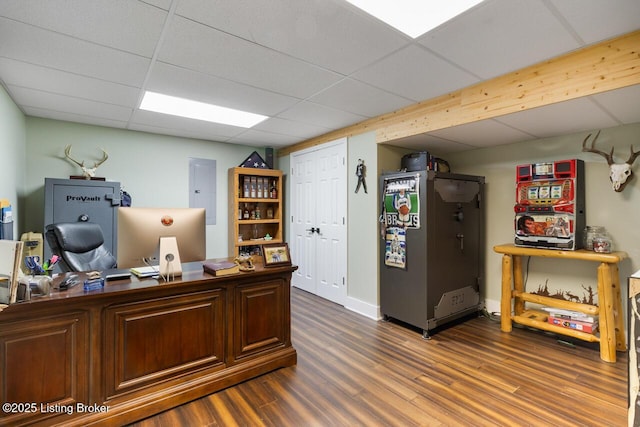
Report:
0,261,297,426
494,243,626,363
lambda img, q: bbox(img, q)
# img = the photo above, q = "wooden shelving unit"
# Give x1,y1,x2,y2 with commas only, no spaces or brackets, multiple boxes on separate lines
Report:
228,167,283,257
494,243,627,363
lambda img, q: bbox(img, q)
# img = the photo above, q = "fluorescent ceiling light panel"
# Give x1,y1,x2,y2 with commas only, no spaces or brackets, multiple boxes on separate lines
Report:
346,0,483,38
140,91,268,128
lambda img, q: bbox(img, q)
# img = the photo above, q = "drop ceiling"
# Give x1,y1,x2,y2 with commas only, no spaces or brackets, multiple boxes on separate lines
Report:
1,0,639,153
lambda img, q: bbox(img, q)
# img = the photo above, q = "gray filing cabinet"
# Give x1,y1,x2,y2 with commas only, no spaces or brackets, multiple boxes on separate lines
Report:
44,178,121,266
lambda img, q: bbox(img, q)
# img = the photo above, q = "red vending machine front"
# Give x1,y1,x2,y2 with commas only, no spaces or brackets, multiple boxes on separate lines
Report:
514,159,585,250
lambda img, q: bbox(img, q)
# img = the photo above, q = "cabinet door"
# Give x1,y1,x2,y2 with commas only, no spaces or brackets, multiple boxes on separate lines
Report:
0,312,90,426
232,279,286,361
104,290,225,399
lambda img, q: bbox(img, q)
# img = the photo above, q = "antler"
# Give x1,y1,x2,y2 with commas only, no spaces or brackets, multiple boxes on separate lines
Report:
582,131,614,165
94,148,109,168
627,145,640,166
64,145,85,167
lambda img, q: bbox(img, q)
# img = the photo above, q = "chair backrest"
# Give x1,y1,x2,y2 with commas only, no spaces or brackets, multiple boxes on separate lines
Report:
45,222,117,272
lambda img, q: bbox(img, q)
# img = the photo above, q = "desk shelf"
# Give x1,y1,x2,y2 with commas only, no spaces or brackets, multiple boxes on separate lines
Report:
494,243,627,363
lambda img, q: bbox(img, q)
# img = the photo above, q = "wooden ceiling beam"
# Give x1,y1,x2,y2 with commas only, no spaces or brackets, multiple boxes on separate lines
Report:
278,30,640,156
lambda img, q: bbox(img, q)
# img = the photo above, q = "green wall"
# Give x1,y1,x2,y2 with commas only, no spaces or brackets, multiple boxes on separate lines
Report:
0,86,26,237
23,117,266,259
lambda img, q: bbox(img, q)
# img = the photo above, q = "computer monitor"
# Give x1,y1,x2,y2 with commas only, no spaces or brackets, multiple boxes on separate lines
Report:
117,207,206,269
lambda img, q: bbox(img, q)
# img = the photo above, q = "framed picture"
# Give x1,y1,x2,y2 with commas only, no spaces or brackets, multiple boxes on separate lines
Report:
261,243,291,267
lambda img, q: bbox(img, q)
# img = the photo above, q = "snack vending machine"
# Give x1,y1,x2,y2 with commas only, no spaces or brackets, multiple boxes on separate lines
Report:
514,159,585,250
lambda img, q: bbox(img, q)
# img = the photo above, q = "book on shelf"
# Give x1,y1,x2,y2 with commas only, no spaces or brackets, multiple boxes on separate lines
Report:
548,315,598,333
203,261,240,276
541,307,596,323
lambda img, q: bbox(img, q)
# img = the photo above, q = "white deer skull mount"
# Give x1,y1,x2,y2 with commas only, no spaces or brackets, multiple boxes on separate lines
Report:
582,131,640,192
64,145,109,179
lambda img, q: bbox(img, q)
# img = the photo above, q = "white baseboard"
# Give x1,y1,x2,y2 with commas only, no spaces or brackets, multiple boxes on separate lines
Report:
344,295,381,320
484,297,501,316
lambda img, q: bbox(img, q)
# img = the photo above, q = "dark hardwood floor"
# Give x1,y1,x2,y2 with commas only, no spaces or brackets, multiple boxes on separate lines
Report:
130,287,627,426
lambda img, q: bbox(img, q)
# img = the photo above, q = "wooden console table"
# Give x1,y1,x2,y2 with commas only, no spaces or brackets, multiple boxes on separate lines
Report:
0,261,297,426
494,243,626,363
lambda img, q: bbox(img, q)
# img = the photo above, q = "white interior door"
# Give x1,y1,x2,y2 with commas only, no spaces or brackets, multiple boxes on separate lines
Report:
290,139,347,306
291,150,316,294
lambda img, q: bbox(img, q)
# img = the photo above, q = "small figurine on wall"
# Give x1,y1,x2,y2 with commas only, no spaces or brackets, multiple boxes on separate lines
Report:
355,158,368,193
64,145,109,179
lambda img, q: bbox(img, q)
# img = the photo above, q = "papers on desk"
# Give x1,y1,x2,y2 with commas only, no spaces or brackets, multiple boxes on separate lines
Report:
130,266,159,278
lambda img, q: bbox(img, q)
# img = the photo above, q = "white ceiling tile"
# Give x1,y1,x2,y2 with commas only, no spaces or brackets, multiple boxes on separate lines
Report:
22,106,129,130
127,122,234,143
147,62,300,116
308,78,413,117
175,0,409,75
157,16,343,99
592,85,640,124
0,58,140,107
129,109,247,139
9,85,133,121
495,97,621,137
140,0,172,10
226,129,300,148
0,0,166,57
277,101,368,129
419,0,581,79
253,117,331,140
428,119,535,147
0,18,150,86
352,45,479,102
548,0,640,44
384,134,476,154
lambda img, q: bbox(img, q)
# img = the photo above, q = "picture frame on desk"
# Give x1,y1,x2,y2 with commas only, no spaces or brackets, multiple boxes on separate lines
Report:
261,243,291,267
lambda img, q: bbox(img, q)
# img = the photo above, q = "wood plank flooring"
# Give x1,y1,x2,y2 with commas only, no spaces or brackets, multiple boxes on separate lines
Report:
130,288,627,426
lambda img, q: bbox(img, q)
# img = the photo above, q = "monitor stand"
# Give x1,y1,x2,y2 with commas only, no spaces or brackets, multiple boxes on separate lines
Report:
159,236,182,278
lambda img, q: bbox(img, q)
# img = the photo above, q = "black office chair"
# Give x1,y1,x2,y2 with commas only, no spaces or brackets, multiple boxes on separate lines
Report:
45,222,117,272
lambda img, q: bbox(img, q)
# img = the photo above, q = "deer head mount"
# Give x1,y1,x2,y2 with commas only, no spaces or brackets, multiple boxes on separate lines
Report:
582,131,640,192
64,145,109,179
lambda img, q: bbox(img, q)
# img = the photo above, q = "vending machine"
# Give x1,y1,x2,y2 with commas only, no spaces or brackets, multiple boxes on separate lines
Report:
514,159,585,250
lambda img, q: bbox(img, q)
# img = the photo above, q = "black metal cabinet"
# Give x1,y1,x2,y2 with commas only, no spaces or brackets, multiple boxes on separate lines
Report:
43,178,121,265
379,171,485,338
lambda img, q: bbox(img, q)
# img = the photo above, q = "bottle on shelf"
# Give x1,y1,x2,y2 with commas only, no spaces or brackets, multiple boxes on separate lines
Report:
270,180,278,199
243,177,250,198
243,204,250,220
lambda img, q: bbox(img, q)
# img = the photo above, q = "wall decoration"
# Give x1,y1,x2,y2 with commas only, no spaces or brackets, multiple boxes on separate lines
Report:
240,151,269,169
530,279,596,305
382,176,420,228
582,130,640,192
355,158,367,193
384,227,406,269
64,145,109,179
